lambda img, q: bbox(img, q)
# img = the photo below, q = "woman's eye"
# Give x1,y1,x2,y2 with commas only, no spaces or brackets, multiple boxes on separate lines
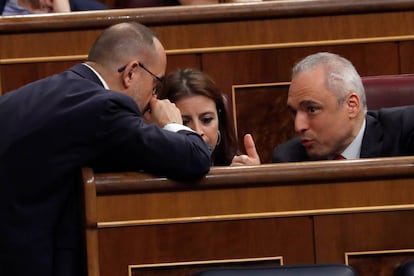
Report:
201,117,214,125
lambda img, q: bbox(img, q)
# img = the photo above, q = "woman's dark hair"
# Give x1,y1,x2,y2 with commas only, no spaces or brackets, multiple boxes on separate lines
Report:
158,68,237,165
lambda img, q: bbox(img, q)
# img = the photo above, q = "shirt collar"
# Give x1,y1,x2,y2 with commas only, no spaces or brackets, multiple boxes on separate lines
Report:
82,63,110,90
341,118,366,159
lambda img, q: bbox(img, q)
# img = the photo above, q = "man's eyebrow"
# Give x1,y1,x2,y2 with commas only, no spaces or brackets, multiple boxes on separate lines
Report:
287,99,319,113
299,100,318,107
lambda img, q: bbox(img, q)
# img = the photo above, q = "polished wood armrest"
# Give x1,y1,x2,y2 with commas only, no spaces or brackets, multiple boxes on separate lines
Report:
86,156,414,195
1,0,414,32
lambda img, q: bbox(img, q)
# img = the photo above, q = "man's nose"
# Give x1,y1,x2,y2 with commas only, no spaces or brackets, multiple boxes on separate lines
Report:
294,112,309,133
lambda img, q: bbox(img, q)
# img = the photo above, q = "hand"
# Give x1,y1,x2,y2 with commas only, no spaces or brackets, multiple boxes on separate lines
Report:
25,0,70,13
51,0,71,12
146,96,183,127
230,134,261,166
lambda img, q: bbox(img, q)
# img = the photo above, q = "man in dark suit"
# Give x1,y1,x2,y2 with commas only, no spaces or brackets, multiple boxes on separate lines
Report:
272,52,414,162
0,22,211,275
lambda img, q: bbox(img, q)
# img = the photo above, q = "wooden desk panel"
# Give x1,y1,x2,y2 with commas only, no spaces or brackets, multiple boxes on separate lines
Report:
94,177,414,223
0,60,79,93
398,41,414,74
98,218,312,276
82,156,414,275
315,211,414,276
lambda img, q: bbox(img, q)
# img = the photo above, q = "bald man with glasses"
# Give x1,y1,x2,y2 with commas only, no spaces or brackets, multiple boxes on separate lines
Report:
0,22,211,276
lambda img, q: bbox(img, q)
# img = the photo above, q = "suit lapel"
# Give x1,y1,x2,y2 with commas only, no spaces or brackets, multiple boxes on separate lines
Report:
360,112,384,158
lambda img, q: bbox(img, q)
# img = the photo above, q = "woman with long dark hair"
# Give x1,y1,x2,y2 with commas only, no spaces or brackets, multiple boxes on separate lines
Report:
159,68,260,166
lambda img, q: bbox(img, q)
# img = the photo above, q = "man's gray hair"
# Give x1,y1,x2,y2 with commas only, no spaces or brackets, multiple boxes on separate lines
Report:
292,52,367,112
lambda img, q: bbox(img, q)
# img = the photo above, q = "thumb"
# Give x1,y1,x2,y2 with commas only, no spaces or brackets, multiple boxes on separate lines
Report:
146,96,158,114
244,134,259,159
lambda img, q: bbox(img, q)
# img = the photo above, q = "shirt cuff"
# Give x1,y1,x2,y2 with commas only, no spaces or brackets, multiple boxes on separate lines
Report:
163,123,194,133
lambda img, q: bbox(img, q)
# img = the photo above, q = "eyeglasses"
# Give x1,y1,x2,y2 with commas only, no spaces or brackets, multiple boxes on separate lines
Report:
117,62,164,95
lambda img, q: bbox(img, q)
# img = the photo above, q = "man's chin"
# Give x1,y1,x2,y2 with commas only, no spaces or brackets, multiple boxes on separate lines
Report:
305,149,327,160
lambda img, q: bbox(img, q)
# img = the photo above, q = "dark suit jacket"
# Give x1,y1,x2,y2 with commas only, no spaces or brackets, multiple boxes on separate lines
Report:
0,0,5,12
272,106,414,162
0,64,211,275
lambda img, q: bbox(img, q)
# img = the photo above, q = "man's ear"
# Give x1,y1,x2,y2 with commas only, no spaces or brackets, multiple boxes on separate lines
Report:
121,61,138,88
346,92,361,118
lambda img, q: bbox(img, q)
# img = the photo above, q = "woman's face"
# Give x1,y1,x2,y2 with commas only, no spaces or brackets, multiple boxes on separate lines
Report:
175,95,219,150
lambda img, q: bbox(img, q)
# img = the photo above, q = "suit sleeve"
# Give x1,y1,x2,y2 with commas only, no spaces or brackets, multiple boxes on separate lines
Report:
94,95,211,179
401,107,414,153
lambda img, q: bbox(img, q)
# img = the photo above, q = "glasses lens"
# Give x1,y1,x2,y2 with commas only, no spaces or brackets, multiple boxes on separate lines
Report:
153,77,164,96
